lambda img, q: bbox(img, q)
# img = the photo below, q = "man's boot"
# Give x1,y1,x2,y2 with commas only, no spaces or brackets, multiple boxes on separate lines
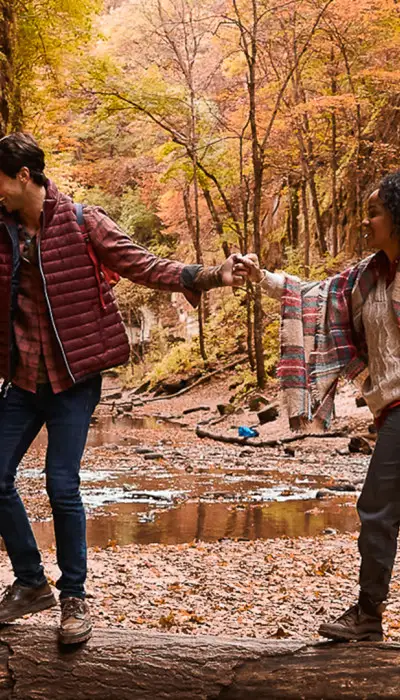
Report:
0,580,57,623
59,597,92,645
318,595,384,641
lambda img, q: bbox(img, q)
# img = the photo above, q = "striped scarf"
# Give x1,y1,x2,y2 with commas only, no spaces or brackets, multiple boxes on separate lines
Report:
277,252,400,429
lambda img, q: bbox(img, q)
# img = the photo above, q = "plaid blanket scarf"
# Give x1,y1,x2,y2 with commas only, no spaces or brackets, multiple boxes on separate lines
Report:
277,251,400,429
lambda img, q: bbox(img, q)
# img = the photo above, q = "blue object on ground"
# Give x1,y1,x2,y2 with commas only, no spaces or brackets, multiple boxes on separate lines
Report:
238,426,259,438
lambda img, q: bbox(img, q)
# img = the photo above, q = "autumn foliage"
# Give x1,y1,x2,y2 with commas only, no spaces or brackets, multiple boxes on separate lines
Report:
1,0,400,386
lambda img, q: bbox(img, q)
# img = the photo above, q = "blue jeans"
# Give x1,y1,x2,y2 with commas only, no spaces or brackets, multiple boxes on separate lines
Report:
0,375,102,599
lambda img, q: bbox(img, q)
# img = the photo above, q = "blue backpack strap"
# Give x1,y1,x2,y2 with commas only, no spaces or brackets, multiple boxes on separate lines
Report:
73,202,85,230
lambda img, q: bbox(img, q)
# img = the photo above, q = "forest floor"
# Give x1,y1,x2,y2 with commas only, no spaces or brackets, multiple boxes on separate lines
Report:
2,370,400,642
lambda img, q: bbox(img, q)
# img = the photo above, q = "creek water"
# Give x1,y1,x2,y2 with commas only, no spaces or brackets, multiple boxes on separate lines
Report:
25,415,360,548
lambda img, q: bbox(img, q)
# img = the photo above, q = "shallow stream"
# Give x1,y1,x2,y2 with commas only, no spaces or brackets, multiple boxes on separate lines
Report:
19,413,361,548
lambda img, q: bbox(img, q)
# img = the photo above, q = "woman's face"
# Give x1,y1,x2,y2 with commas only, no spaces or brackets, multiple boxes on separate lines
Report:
362,190,400,258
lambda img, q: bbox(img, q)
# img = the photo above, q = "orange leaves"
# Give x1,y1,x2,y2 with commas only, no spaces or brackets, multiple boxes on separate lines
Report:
159,611,177,629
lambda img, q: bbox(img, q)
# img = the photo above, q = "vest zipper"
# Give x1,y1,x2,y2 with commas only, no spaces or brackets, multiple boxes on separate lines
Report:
1,381,12,398
37,211,76,384
4,221,19,381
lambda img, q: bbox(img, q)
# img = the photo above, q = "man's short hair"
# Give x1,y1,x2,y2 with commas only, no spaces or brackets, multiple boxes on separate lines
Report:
0,133,47,186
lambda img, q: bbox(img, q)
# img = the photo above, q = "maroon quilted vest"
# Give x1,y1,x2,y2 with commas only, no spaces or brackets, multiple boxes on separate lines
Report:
0,181,130,383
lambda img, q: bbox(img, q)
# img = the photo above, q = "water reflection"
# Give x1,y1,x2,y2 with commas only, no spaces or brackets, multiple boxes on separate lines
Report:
31,497,359,549
32,414,166,449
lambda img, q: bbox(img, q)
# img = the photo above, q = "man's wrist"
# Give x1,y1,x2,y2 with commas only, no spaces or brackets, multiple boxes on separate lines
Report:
192,264,224,291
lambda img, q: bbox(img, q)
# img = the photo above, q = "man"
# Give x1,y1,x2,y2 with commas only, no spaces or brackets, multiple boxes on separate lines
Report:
0,132,249,644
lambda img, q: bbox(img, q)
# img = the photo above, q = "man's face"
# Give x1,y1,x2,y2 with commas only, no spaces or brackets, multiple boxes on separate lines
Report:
0,168,29,213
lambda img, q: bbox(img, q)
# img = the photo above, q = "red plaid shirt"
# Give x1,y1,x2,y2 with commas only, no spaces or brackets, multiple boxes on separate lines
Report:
13,206,201,394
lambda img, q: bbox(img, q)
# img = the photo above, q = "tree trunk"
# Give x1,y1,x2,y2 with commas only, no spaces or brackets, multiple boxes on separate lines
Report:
291,69,327,257
301,178,310,275
1,626,400,699
246,1,265,390
0,1,14,136
239,132,255,371
330,49,339,258
307,169,327,255
183,185,207,360
286,175,300,249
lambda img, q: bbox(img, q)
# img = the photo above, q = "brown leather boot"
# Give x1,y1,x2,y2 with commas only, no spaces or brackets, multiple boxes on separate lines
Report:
59,597,92,645
318,601,384,642
0,580,57,623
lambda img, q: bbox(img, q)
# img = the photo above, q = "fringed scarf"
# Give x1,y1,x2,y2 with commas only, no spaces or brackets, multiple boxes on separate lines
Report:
277,252,398,429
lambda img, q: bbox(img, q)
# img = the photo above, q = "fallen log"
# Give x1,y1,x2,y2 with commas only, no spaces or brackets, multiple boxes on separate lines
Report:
0,626,400,699
195,425,347,447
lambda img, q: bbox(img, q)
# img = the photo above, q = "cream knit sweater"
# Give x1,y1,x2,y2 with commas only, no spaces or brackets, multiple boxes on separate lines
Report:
260,270,400,418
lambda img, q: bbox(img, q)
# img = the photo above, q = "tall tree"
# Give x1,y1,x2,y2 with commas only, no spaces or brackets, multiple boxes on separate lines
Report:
0,0,100,134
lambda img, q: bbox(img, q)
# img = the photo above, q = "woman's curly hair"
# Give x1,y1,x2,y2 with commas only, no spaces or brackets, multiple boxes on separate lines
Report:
378,171,400,238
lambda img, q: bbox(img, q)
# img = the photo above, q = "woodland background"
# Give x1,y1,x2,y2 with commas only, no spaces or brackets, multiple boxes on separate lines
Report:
1,0,400,393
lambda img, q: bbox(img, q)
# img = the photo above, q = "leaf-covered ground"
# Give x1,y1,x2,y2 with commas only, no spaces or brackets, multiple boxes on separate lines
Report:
2,374,399,641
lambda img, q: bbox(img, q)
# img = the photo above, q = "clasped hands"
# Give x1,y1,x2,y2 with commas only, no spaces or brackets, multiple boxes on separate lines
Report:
220,253,263,287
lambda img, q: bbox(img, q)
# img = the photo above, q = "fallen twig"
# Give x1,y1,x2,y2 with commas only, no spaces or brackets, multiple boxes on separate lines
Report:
195,426,347,447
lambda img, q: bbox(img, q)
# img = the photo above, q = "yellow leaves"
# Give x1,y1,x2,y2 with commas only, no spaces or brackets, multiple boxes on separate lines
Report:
159,610,177,629
186,613,205,624
221,52,247,79
358,68,400,85
290,94,357,119
159,609,205,629
310,558,336,577
167,582,182,592
237,603,253,613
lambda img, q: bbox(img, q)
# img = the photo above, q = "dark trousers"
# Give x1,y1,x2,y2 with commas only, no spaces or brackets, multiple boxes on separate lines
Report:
0,376,101,599
358,405,400,603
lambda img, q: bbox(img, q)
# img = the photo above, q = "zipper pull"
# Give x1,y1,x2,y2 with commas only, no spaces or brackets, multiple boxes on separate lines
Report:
1,381,12,399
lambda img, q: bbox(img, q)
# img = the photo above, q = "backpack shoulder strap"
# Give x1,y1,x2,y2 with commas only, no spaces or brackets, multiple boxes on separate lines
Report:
73,202,85,232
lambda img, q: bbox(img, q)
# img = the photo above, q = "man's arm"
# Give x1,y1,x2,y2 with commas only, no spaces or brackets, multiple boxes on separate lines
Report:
83,206,247,304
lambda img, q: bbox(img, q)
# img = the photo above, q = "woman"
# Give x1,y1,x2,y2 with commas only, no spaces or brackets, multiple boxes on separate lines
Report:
241,172,400,641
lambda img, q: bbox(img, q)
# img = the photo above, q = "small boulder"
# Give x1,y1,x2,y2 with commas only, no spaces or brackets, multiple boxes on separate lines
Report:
239,448,255,457
217,403,235,416
257,404,279,425
248,394,270,412
348,436,373,455
326,483,356,493
355,396,367,408
284,446,295,457
103,391,123,400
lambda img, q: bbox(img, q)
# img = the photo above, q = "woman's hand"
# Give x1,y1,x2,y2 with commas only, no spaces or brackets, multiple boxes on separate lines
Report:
220,254,250,287
237,254,264,283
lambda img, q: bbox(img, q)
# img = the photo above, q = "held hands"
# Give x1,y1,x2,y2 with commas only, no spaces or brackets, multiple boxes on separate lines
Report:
220,253,263,287
239,253,264,283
